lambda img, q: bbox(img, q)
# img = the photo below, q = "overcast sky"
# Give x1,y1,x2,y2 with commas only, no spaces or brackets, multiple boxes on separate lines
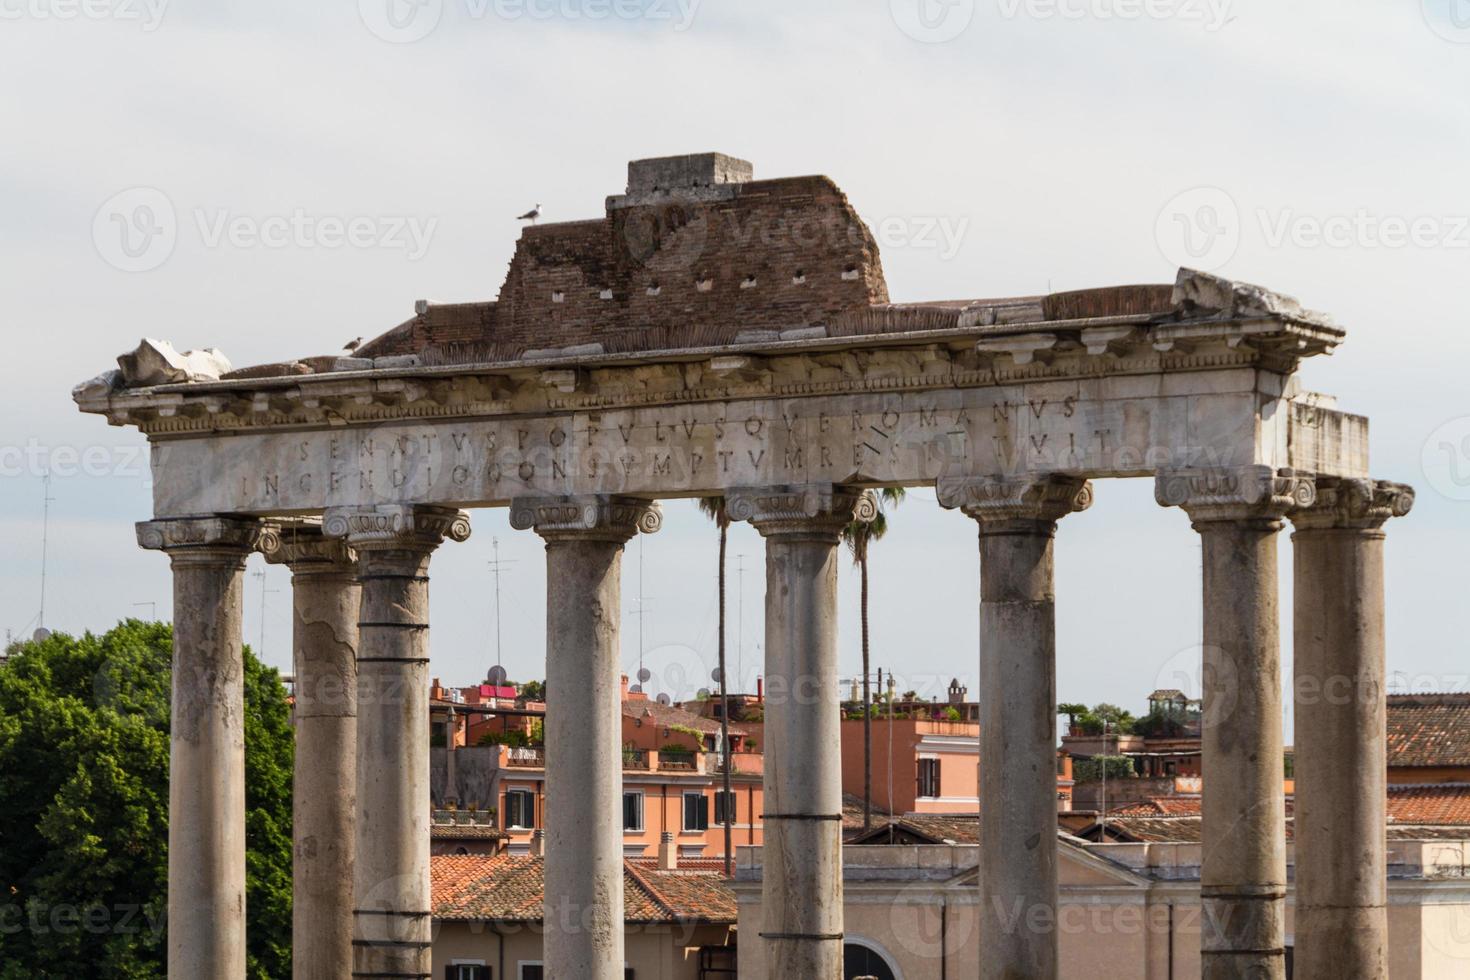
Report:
3,0,1468,735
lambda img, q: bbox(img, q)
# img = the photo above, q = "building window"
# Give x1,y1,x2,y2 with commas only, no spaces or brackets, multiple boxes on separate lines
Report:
519,966,543,980
623,792,644,832
448,964,489,980
505,790,536,829
714,790,737,825
917,758,941,798
683,792,709,831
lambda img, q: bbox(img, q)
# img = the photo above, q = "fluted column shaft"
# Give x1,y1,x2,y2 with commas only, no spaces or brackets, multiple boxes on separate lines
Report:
262,524,362,980
729,485,873,980
941,475,1092,980
512,495,661,980
1157,467,1312,980
1291,478,1413,980
326,505,469,980
138,517,263,980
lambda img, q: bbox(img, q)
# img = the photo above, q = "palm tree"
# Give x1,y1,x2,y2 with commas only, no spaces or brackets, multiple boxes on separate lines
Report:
697,495,735,876
841,487,905,832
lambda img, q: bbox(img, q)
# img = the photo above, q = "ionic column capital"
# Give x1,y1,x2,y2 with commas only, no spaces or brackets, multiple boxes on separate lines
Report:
1155,465,1315,527
510,494,662,542
937,474,1092,533
258,521,357,574
1290,476,1414,532
322,504,470,553
137,516,263,566
725,483,875,539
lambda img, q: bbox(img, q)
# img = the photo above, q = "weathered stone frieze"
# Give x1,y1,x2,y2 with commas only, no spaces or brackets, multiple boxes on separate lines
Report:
508,495,663,538
321,504,471,549
258,521,358,569
136,516,263,554
1290,476,1414,531
726,483,877,535
1155,465,1316,522
936,474,1093,524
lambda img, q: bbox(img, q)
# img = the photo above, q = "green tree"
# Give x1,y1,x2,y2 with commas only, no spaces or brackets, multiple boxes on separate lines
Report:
0,620,294,979
515,679,546,702
840,487,905,833
1057,702,1089,736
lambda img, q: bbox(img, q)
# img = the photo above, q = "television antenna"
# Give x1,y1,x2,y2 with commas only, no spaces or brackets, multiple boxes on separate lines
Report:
252,568,278,658
630,536,655,680
37,471,55,632
487,537,518,669
735,553,746,691
132,601,157,621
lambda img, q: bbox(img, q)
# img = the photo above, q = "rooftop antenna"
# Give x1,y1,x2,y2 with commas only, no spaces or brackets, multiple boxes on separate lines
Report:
132,601,157,622
735,553,746,691
252,568,278,659
38,471,55,631
631,535,655,680
487,537,518,669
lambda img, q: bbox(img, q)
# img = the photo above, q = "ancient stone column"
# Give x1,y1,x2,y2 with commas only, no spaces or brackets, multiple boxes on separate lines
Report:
324,504,470,980
510,495,662,980
727,484,874,980
261,522,361,980
1290,478,1413,980
137,516,263,980
939,475,1092,980
1156,466,1314,980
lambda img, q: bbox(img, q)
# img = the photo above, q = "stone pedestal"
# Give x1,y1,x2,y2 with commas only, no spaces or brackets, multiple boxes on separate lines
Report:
1157,467,1314,980
262,523,362,980
940,475,1092,980
512,496,662,980
138,517,263,980
728,485,873,980
1290,478,1412,980
325,505,469,980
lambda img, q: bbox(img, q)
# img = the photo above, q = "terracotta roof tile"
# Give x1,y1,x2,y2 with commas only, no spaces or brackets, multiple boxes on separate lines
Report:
1387,694,1470,768
432,855,735,924
622,699,748,737
1387,784,1470,825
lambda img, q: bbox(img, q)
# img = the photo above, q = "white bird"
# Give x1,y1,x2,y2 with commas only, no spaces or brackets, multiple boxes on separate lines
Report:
516,204,541,224
343,337,364,353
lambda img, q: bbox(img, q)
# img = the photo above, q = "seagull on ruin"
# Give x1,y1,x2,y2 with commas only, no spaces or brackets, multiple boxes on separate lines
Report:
516,203,541,224
343,337,364,353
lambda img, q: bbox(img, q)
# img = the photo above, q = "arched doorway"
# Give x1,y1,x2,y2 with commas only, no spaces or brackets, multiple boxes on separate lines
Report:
843,939,899,980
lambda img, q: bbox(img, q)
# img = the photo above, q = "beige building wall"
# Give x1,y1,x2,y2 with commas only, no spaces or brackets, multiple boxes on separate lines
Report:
433,920,734,979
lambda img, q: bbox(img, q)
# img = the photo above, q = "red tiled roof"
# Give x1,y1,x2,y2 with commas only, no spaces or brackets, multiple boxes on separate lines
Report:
1387,694,1470,768
431,824,508,840
1109,797,1202,817
841,793,893,832
432,855,735,924
1387,784,1470,825
623,699,748,737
